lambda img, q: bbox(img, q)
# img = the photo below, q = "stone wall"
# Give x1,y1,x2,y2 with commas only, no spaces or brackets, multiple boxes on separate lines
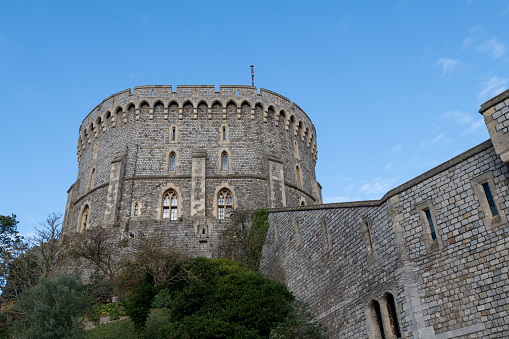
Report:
261,138,509,338
63,85,321,254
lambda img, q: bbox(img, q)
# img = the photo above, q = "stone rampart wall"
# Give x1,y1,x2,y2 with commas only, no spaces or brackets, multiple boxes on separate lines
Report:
261,140,509,338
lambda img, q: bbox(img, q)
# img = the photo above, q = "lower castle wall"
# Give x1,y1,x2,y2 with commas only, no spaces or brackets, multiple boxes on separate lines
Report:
260,140,509,338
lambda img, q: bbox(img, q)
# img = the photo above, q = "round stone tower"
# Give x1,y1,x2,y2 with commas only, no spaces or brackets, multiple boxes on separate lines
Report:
62,85,321,255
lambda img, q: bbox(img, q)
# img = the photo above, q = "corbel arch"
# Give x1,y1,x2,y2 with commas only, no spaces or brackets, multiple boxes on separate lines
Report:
168,100,179,120
279,109,289,130
114,106,123,126
298,120,304,141
103,111,112,128
254,102,264,122
197,100,209,119
240,100,252,120
182,100,194,119
153,100,165,120
266,105,276,125
289,115,296,136
95,116,102,134
225,100,238,120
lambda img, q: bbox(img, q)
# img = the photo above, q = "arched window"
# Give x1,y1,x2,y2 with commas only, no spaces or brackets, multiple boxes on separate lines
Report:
222,127,226,141
296,165,302,187
169,152,176,172
221,152,228,172
134,203,139,216
162,190,178,220
301,201,306,206
172,127,176,141
217,189,233,219
80,205,89,232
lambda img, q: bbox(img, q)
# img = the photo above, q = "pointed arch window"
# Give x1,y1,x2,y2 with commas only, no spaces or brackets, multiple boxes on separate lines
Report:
218,189,233,219
170,152,176,172
163,190,178,220
80,205,89,232
172,127,176,142
221,152,228,172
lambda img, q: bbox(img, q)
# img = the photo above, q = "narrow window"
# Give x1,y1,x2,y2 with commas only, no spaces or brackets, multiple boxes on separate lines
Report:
296,165,302,187
163,190,178,220
482,183,499,216
170,153,176,172
365,220,374,253
80,205,89,232
372,300,386,339
218,188,233,219
386,293,401,338
221,152,228,172
424,209,437,240
172,127,176,141
222,127,226,141
134,203,139,216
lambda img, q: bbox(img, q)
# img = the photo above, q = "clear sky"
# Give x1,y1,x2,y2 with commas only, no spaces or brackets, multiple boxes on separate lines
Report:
1,0,508,237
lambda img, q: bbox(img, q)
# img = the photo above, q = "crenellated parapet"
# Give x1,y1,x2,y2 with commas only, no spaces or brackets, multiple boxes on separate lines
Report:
77,85,318,163
65,84,321,243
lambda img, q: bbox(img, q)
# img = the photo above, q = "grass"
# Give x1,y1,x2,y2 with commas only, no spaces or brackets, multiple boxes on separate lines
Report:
85,309,169,339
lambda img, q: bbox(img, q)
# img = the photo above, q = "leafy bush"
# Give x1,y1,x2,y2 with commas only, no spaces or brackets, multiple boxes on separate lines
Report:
88,302,126,324
158,257,295,338
12,273,91,339
123,273,155,338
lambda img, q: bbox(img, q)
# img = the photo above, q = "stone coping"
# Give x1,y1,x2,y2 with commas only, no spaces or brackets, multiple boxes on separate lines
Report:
269,139,493,213
479,88,509,113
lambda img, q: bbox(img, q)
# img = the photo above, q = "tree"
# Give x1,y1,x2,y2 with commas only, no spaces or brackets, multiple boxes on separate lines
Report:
0,215,23,256
0,214,31,302
65,227,119,282
123,273,155,338
12,273,91,339
216,208,270,271
31,213,63,276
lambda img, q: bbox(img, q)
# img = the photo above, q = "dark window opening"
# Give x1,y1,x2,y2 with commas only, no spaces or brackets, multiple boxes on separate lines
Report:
373,300,386,339
172,128,176,141
482,183,499,216
223,127,226,141
386,293,401,338
424,209,437,240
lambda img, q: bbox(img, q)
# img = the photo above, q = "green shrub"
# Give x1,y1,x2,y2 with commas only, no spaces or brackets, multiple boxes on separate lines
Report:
12,273,91,339
123,273,155,338
159,257,295,338
88,302,126,323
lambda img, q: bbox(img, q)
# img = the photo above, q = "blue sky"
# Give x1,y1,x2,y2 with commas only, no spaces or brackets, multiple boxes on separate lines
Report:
1,0,508,237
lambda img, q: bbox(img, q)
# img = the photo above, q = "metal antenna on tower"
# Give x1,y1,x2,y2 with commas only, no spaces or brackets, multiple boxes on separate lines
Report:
250,64,254,87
